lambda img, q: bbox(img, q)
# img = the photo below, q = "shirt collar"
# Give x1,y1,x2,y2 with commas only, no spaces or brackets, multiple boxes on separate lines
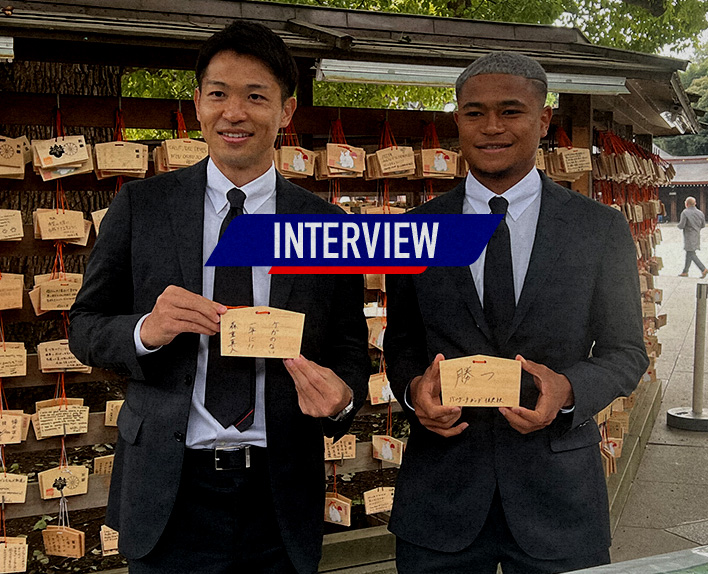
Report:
205,159,277,215
464,168,542,221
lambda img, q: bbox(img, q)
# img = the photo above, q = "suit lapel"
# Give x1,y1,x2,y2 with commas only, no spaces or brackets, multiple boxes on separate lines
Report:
270,174,307,309
167,158,208,295
428,183,493,341
504,177,573,343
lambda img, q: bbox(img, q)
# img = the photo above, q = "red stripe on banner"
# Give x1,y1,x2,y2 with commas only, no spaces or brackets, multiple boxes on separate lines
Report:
269,266,427,275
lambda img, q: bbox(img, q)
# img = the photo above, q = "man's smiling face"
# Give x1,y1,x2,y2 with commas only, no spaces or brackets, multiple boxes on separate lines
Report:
194,50,296,187
455,73,552,194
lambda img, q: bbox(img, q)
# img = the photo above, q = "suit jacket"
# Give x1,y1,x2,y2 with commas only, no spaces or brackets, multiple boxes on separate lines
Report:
68,159,370,574
678,206,705,251
383,174,648,559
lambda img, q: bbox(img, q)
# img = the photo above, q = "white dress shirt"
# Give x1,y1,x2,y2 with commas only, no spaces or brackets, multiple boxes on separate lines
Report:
134,159,276,448
463,168,542,304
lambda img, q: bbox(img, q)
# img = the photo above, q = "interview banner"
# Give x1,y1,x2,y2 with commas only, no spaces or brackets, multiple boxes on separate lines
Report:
206,214,502,274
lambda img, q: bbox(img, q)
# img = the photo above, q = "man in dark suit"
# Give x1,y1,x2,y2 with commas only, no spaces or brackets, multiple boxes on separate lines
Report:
69,21,369,574
384,52,649,573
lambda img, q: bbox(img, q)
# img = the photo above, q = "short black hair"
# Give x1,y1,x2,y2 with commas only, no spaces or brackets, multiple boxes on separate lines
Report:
456,52,548,106
196,21,298,101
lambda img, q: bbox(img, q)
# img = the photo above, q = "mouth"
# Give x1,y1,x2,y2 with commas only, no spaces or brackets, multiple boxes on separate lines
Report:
219,130,253,143
476,143,512,151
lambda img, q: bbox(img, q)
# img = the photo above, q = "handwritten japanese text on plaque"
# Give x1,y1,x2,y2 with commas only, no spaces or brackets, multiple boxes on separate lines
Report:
324,434,356,461
439,355,521,407
0,538,28,574
363,486,395,515
37,405,89,437
220,306,304,359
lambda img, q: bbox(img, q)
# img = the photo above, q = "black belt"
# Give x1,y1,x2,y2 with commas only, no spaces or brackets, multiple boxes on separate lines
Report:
184,446,266,471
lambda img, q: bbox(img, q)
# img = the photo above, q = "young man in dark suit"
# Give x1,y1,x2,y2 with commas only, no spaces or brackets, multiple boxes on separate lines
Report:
384,52,649,574
69,21,369,574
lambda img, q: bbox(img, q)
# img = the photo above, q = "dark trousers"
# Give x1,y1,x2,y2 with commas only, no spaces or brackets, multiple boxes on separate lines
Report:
396,489,610,574
684,251,706,274
128,449,299,574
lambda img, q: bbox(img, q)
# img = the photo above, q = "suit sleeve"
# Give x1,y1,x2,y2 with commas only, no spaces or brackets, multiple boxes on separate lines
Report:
678,210,686,230
559,211,649,430
383,273,430,418
319,272,371,439
68,183,148,381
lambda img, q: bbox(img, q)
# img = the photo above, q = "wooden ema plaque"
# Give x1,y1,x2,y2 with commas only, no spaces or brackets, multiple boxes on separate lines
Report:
94,141,145,171
0,210,23,241
0,344,27,378
36,340,90,373
104,400,123,426
0,137,23,168
421,149,458,176
278,146,315,177
371,435,404,465
93,455,114,475
100,525,119,557
2,411,29,442
367,317,385,351
91,208,108,235
37,466,89,500
324,492,351,527
0,413,24,445
34,136,88,168
37,148,94,182
0,274,23,311
0,537,28,573
35,209,84,240
368,373,397,406
37,405,90,437
439,355,521,408
42,525,85,559
163,139,209,167
363,486,395,515
220,306,304,359
326,143,365,173
39,279,81,311
375,146,416,174
324,434,356,461
0,474,28,504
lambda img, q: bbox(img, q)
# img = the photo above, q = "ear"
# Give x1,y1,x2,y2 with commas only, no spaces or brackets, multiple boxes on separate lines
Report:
194,88,202,123
454,110,460,127
539,106,553,138
280,96,297,129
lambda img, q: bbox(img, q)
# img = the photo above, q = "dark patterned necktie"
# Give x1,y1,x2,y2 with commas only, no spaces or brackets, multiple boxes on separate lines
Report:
484,196,515,348
204,188,256,430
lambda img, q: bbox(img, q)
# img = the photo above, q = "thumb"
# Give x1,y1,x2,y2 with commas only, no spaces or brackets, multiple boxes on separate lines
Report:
516,354,543,390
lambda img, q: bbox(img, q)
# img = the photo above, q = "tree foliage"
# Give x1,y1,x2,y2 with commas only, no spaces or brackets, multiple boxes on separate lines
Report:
277,0,708,54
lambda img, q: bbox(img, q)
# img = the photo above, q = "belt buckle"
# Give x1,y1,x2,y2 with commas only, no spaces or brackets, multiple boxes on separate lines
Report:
214,446,251,471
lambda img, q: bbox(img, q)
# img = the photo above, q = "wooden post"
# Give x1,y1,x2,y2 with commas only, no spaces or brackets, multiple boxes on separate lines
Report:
564,94,592,196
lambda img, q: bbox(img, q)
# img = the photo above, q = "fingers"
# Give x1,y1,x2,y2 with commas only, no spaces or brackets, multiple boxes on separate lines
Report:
499,406,548,434
411,353,468,437
284,355,352,418
140,285,226,348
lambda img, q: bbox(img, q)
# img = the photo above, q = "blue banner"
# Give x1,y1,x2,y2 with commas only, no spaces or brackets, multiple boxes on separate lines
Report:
205,214,501,269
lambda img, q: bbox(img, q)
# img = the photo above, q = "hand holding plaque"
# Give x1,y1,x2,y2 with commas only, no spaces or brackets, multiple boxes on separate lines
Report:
409,354,467,438
498,354,575,435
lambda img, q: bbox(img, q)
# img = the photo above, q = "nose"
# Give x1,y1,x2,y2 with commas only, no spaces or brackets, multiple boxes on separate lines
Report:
481,113,504,135
222,97,247,123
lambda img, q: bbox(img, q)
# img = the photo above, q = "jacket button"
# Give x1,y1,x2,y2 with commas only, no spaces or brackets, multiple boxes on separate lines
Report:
174,432,185,442
184,374,193,386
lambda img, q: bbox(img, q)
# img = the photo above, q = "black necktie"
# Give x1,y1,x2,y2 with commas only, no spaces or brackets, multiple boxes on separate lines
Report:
204,188,256,430
484,196,515,348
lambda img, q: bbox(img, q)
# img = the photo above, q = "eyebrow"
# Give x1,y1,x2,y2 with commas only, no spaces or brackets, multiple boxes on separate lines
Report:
203,80,271,90
461,100,528,109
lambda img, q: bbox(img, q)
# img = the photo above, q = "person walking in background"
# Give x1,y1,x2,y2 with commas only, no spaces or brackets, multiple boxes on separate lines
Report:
678,196,708,278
